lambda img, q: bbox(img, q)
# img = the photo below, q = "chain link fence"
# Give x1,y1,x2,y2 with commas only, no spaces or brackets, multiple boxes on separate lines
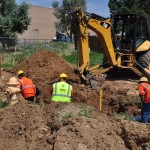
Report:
0,37,75,52
0,37,103,52
0,37,76,70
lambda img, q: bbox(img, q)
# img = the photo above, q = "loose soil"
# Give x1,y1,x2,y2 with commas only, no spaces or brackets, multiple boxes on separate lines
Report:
10,50,140,115
0,50,149,150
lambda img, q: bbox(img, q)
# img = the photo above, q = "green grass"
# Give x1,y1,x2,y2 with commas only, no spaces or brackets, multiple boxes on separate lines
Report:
62,51,104,67
14,48,36,64
1,42,104,69
1,63,15,68
115,112,135,121
50,41,69,50
1,48,36,68
62,51,77,65
0,101,8,108
63,113,72,119
89,52,104,67
1,42,75,68
45,42,75,54
78,106,93,118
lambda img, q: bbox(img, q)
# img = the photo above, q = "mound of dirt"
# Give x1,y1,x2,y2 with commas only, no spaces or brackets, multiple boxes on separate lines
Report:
0,101,51,150
55,115,150,150
10,50,79,101
0,102,149,150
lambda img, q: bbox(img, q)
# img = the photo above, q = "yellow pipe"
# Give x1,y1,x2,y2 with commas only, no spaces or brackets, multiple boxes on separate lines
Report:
99,88,103,112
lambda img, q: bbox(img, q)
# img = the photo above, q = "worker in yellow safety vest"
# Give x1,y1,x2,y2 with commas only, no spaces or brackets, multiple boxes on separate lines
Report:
50,73,73,102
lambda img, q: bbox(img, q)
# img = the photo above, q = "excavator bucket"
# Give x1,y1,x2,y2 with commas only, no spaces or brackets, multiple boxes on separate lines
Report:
88,74,106,89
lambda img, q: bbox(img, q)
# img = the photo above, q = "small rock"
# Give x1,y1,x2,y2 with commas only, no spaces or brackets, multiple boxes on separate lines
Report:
21,113,26,116
39,127,48,134
37,133,44,139
18,131,23,135
77,143,88,150
46,135,55,144
19,123,26,131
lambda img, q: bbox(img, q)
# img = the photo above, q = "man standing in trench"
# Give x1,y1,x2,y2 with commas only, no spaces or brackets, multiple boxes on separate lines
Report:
18,70,36,102
50,73,73,102
135,77,150,123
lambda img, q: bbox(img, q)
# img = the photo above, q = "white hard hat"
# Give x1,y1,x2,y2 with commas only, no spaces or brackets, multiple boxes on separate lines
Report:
139,77,148,82
7,77,19,85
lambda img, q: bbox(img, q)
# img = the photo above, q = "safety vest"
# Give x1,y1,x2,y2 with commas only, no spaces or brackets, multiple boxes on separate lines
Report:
18,77,36,98
51,82,72,102
139,83,150,103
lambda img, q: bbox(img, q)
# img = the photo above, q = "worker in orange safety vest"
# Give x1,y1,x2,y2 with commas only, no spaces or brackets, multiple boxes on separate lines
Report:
18,70,36,102
134,77,150,123
50,73,73,102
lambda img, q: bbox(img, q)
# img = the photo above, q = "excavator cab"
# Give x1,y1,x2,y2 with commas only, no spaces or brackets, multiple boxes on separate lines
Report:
112,14,150,71
113,14,150,53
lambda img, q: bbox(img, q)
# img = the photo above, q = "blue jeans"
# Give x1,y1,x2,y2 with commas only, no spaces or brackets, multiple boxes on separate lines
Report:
134,103,150,123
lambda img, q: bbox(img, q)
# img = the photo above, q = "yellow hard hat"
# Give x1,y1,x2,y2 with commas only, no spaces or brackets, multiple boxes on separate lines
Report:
139,77,148,82
18,70,24,76
59,73,67,78
7,77,19,85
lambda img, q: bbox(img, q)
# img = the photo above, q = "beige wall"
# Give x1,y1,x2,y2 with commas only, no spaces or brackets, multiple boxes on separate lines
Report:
18,5,57,40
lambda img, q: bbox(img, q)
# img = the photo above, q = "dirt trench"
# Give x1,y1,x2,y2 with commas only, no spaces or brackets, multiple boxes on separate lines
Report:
0,50,149,150
8,50,140,115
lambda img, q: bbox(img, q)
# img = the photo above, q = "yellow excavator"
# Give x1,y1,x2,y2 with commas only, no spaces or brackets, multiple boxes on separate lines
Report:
71,9,150,87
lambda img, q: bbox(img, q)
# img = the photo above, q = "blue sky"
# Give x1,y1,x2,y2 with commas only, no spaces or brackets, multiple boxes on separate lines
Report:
15,0,110,17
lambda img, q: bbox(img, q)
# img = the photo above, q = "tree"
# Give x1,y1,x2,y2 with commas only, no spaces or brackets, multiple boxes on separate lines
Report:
108,0,150,18
0,0,31,48
52,0,86,40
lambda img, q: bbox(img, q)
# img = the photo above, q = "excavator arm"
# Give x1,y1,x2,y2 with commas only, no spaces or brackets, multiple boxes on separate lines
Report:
72,9,117,81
